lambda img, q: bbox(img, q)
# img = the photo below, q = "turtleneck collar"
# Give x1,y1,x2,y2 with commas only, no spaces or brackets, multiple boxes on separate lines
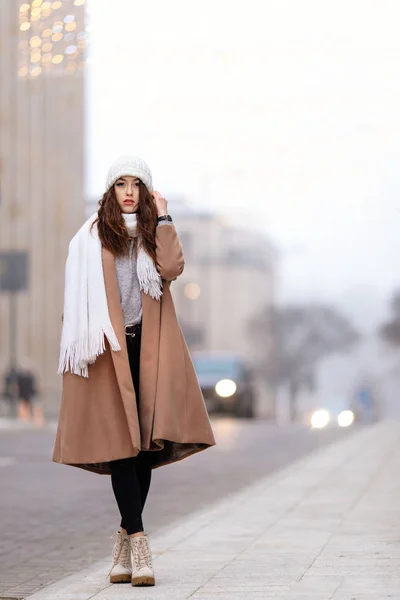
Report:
122,212,138,238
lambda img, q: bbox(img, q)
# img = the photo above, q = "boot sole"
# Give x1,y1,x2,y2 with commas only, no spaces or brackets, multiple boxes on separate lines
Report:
132,576,155,587
110,574,132,583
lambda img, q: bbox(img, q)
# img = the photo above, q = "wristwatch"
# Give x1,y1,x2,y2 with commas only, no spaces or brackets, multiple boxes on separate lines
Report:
157,215,173,223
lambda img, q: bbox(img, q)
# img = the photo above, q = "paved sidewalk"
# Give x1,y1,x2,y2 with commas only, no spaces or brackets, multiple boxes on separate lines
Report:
26,421,400,600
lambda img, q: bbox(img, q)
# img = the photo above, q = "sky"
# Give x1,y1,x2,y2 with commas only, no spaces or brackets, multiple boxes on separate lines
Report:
86,0,400,331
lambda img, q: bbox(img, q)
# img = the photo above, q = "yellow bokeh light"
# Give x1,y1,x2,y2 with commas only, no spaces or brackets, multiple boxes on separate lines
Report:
184,283,201,300
19,3,30,12
31,52,41,63
31,66,42,77
32,0,43,7
42,42,52,52
52,33,63,42
42,1,52,8
31,7,42,16
74,0,85,5
52,54,64,64
18,66,29,77
42,9,52,17
31,15,40,21
65,22,77,32
30,36,42,48
42,53,53,63
52,1,62,8
42,28,52,37
20,22,31,31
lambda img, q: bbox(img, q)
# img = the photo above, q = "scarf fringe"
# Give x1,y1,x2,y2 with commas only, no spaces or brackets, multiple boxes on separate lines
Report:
58,326,121,379
136,241,163,300
142,278,163,301
123,214,163,301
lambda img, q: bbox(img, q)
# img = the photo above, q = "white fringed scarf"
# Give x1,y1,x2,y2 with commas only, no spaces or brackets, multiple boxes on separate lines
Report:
58,212,162,378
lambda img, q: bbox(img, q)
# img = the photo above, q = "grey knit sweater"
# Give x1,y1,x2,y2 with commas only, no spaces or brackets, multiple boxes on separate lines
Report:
115,240,143,327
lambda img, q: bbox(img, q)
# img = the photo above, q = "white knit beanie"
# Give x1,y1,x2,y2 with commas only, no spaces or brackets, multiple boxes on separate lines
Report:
105,155,153,192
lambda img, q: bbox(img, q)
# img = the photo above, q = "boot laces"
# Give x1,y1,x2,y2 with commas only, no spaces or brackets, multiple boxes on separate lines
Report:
131,536,153,570
110,532,131,571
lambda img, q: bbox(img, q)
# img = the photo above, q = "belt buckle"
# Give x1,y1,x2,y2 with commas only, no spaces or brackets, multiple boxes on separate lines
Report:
125,326,136,338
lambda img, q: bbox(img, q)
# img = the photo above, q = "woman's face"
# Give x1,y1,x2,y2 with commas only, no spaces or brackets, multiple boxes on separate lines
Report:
114,176,141,213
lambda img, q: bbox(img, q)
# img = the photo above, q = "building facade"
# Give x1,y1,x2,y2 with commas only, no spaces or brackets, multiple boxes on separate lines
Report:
168,198,275,361
0,0,87,411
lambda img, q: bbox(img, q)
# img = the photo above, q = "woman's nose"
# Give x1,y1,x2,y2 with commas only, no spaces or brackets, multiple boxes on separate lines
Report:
127,185,133,196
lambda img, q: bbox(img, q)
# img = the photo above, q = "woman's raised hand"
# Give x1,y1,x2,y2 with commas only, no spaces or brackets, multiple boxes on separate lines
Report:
152,191,168,217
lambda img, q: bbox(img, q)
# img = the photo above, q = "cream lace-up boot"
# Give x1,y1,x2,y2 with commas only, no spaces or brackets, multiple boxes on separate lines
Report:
109,531,132,583
130,535,155,586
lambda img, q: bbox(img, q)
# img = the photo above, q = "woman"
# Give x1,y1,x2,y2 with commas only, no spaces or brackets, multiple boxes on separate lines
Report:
53,155,215,587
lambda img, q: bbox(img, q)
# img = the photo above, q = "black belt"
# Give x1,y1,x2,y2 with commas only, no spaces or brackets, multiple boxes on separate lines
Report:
125,323,142,338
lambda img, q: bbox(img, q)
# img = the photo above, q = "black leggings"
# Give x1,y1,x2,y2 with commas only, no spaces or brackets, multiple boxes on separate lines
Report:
110,327,153,535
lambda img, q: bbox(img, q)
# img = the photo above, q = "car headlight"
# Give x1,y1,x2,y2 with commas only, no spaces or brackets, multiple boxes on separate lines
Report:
311,409,330,429
215,379,237,398
338,410,355,427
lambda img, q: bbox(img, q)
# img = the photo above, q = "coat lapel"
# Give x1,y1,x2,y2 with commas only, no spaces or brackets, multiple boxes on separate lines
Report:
139,291,161,448
102,247,141,440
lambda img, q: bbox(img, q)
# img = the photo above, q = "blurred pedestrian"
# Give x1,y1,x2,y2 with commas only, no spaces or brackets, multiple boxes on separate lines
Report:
2,363,44,425
2,367,19,417
53,156,215,587
3,366,36,423
16,364,45,427
16,367,36,423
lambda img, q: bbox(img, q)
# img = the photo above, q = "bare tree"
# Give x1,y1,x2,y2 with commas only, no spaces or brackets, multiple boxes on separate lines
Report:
379,291,400,346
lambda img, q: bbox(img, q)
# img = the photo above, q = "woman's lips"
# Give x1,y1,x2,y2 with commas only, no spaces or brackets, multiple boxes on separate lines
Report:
124,200,134,204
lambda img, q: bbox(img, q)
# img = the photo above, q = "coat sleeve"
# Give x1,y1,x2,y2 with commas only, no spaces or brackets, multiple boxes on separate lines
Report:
155,224,185,281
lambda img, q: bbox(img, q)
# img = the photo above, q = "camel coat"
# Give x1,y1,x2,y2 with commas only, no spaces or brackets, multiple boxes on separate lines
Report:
53,224,216,474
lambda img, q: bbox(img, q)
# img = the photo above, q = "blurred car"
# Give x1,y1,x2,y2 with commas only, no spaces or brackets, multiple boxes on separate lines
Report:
192,351,256,418
305,385,380,430
306,407,356,429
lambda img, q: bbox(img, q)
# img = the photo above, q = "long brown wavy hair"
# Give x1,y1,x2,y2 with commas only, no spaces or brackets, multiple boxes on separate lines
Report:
92,180,158,262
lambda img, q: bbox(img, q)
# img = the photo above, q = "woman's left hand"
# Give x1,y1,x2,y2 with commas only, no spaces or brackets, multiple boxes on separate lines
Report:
152,191,168,217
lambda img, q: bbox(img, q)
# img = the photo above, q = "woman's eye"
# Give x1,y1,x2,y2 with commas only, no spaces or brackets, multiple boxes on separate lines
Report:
116,182,124,187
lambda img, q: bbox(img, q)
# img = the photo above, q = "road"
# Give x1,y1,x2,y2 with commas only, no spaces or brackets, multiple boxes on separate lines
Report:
0,418,352,599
